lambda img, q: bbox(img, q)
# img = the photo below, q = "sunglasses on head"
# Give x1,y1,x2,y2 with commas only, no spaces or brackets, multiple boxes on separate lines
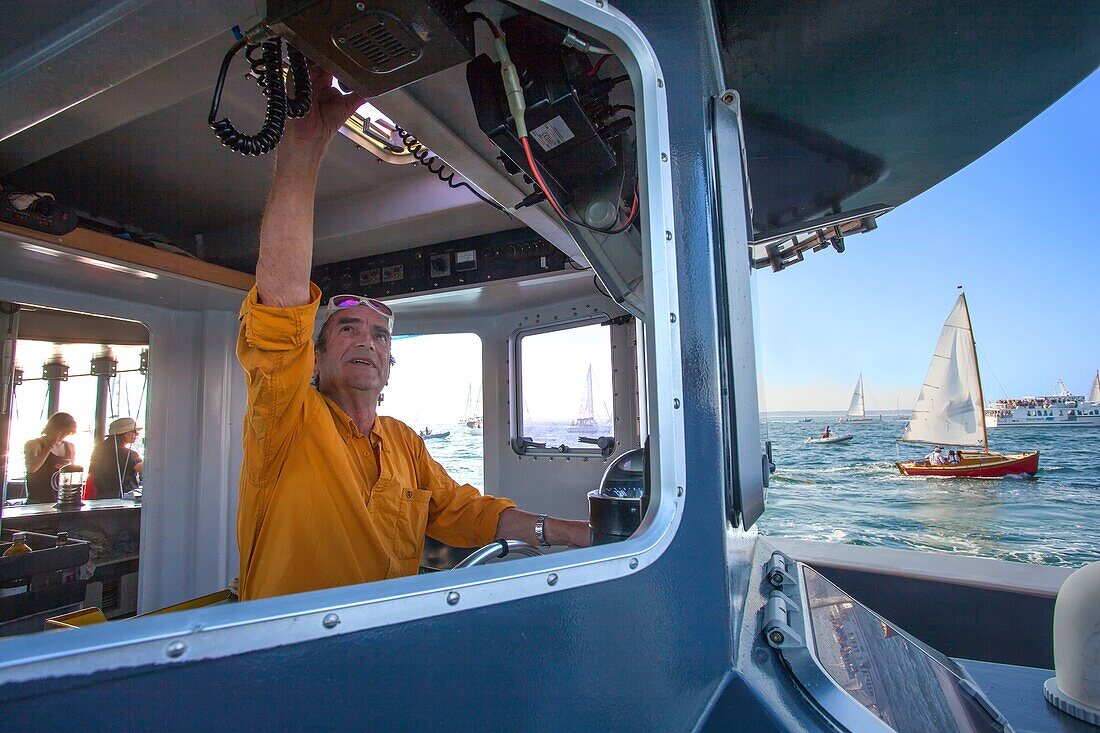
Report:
325,294,395,333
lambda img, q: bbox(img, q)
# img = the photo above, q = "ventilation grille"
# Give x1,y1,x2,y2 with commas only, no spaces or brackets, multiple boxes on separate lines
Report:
334,11,423,74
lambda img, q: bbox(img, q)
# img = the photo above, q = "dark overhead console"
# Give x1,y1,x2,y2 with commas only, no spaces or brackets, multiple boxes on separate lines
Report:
311,228,567,301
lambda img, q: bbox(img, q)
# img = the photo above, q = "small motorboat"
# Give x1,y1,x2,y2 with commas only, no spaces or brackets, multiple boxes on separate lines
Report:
805,434,852,445
419,430,451,440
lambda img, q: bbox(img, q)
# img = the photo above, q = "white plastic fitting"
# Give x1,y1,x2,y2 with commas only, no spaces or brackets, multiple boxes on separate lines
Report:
494,37,527,139
1045,560,1100,725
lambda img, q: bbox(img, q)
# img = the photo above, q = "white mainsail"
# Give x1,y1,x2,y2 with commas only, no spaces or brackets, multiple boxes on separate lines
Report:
573,365,595,426
1057,379,1071,397
1089,371,1100,404
901,293,988,449
846,375,866,419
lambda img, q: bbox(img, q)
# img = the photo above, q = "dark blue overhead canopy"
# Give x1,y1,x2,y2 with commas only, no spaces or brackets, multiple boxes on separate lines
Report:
714,0,1100,241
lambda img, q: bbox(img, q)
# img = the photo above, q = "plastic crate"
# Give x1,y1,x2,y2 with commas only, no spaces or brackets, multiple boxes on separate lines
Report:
0,529,90,630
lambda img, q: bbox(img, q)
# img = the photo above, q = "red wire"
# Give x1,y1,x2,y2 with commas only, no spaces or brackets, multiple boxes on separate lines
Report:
520,136,569,219
522,135,640,234
588,54,611,77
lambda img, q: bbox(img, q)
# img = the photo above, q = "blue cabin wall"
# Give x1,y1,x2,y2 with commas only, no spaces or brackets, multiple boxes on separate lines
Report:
0,2,782,729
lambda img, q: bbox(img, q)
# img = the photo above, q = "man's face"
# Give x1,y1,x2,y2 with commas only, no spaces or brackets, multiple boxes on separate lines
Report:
315,305,392,396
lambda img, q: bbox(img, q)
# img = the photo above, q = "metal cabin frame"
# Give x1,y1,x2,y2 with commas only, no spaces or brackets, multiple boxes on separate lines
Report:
1,0,1097,730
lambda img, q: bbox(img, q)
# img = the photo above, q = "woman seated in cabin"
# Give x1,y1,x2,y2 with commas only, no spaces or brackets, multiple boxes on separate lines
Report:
23,412,78,504
86,417,143,500
947,450,961,465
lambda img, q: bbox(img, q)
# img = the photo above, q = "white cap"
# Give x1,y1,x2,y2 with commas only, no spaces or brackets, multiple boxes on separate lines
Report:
107,417,141,435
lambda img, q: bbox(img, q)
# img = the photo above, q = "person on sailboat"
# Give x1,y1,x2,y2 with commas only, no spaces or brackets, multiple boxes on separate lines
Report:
821,426,832,439
927,446,946,466
234,67,591,601
947,450,961,465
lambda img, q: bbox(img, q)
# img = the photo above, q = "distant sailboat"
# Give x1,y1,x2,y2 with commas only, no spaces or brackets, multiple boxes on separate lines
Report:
896,290,1039,478
1056,379,1071,397
461,383,482,430
838,374,879,423
569,365,604,432
1088,370,1100,405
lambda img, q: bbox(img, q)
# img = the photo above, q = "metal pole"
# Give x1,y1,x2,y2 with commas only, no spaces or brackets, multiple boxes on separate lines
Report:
43,355,68,416
91,351,117,442
0,303,22,510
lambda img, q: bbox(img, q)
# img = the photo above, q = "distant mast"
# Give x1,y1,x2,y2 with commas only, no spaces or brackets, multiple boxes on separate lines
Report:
900,290,988,451
1089,371,1100,404
1057,379,1071,397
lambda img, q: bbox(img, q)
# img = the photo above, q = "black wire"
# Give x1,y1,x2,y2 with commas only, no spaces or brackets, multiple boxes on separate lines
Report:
566,259,591,271
208,38,312,156
284,45,312,119
394,126,511,215
593,273,614,300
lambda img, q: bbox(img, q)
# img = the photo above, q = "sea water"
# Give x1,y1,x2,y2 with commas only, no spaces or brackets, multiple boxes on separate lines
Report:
426,417,1100,569
758,416,1100,568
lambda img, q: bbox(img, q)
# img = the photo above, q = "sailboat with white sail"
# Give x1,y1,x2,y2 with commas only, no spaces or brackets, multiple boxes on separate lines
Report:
896,290,1039,478
568,365,607,433
461,383,482,430
1090,370,1100,405
838,374,880,423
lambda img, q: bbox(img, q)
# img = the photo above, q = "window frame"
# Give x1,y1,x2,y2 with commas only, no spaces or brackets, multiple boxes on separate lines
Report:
0,0,687,684
510,316,615,457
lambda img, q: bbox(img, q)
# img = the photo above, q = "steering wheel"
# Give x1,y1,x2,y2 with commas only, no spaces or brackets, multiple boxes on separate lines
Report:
453,539,543,569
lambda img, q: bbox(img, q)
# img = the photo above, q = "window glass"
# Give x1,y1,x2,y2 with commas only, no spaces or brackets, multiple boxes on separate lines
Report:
9,341,149,478
378,333,484,489
518,323,615,449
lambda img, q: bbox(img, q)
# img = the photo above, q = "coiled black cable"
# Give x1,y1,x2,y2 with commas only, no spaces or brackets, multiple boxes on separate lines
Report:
208,37,312,156
394,125,510,214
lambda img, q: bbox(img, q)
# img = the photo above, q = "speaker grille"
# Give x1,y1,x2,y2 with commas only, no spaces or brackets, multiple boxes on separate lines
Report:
334,11,423,74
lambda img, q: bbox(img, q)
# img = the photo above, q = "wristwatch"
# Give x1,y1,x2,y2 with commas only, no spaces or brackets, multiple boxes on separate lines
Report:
534,514,550,547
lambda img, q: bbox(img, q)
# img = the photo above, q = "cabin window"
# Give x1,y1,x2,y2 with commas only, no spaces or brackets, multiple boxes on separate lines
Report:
2,304,149,631
514,321,615,453
378,333,484,488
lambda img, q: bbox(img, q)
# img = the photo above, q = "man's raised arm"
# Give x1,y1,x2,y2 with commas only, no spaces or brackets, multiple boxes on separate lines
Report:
255,68,362,308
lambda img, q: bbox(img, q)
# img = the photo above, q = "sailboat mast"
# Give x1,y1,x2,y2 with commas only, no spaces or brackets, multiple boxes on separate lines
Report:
960,291,989,452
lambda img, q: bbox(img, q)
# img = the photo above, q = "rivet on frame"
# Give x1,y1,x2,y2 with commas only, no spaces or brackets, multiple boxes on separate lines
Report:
629,558,639,569
673,398,681,409
323,613,340,629
665,231,672,241
446,591,460,606
547,573,559,586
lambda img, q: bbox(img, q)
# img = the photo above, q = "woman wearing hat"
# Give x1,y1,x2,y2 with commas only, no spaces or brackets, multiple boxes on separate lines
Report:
24,412,78,504
86,417,143,500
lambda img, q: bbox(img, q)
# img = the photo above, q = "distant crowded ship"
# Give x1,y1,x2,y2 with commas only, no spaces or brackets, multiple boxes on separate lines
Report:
985,372,1100,428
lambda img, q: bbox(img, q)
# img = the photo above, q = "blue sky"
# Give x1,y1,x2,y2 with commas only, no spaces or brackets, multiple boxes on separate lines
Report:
756,69,1100,413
